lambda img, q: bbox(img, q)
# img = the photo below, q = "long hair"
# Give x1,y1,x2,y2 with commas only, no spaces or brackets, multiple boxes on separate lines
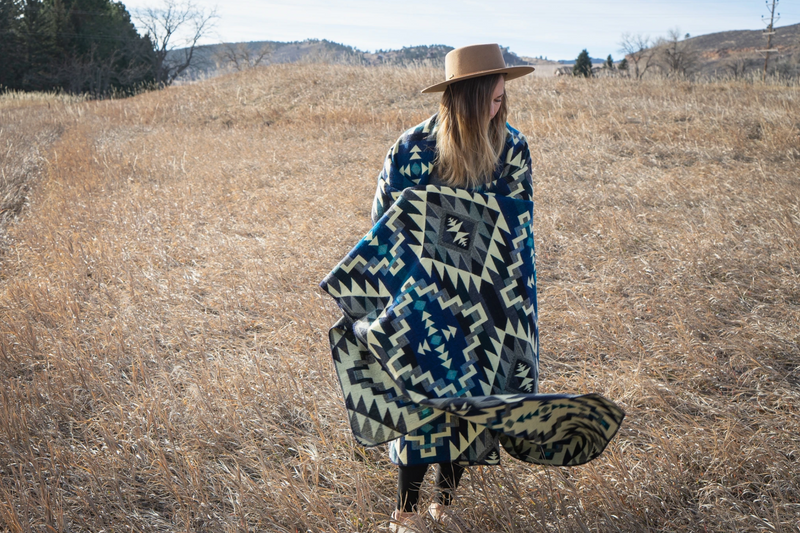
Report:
434,74,508,188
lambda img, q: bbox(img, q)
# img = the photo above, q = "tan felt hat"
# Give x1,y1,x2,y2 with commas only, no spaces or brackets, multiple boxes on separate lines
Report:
421,43,535,94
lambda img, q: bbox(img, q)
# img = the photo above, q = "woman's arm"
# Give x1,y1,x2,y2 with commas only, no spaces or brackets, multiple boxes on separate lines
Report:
521,135,534,198
494,127,534,202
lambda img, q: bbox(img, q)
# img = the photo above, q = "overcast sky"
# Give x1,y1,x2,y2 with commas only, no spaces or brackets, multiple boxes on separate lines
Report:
122,0,800,60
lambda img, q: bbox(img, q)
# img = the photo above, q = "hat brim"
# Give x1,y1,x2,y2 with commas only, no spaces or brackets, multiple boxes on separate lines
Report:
421,65,535,94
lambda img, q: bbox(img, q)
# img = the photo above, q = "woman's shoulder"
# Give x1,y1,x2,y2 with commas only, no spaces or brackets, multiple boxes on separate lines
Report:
389,114,438,167
395,114,439,148
380,115,438,190
504,122,529,150
484,123,532,201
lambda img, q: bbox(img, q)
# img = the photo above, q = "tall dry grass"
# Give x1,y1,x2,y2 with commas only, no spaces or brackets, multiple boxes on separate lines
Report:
0,64,798,532
0,91,85,254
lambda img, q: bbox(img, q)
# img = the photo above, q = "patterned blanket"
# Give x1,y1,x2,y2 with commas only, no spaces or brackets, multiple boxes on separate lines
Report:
321,180,624,467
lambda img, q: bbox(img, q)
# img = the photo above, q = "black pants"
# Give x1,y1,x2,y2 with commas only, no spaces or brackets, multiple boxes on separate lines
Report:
397,463,465,512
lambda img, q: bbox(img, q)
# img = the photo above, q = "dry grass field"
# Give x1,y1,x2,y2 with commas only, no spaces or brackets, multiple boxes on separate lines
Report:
1,64,798,532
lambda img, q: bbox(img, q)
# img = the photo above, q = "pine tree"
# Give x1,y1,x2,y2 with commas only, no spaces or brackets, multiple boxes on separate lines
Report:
0,0,154,94
50,0,155,94
0,0,23,88
20,0,56,91
618,58,628,72
606,54,614,69
573,49,592,78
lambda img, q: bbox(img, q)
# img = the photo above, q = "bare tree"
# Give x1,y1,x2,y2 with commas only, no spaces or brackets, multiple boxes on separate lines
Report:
215,42,273,72
724,57,751,79
618,33,656,80
656,28,699,78
135,0,218,86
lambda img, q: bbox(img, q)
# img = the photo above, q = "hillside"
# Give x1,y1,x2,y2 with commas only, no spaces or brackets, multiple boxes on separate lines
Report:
688,21,800,56
170,38,364,79
173,22,800,81
1,66,799,531
171,39,533,79
676,22,800,76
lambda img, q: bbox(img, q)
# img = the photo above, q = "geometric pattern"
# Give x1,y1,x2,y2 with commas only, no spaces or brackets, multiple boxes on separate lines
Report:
322,115,624,467
371,114,535,225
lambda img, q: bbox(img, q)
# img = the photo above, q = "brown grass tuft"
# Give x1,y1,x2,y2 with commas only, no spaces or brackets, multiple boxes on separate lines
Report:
1,64,798,531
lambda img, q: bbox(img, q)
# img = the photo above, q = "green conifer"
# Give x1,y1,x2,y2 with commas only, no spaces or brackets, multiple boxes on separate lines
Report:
1,0,154,94
573,49,592,78
20,0,56,90
0,0,24,88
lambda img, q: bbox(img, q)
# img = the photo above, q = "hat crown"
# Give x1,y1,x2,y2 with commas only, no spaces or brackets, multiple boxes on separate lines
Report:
445,44,506,80
421,43,533,93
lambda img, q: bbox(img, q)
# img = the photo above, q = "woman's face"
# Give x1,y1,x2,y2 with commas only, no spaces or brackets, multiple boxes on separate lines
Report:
489,77,505,121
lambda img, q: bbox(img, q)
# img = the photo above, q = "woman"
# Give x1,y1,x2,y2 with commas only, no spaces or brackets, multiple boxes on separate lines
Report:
320,44,623,532
372,44,536,528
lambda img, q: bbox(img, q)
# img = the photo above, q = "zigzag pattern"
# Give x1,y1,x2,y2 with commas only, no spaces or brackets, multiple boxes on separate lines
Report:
370,114,534,225
322,184,624,466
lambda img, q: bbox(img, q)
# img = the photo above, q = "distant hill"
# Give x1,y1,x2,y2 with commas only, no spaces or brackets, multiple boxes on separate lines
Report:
364,44,453,66
350,43,530,67
171,40,533,80
173,23,800,80
557,57,606,65
686,22,799,56
682,22,800,75
169,39,363,79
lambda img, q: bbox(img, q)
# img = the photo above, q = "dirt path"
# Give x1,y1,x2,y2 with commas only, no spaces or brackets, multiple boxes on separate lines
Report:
0,103,67,257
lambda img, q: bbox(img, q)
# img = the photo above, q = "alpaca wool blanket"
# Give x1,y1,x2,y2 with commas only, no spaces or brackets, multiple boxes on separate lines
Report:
321,184,625,467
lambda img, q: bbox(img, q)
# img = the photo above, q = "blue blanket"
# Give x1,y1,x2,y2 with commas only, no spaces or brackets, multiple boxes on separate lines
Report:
321,183,624,466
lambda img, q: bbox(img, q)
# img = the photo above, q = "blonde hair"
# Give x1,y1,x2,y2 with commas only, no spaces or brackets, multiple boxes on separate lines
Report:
434,74,508,188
